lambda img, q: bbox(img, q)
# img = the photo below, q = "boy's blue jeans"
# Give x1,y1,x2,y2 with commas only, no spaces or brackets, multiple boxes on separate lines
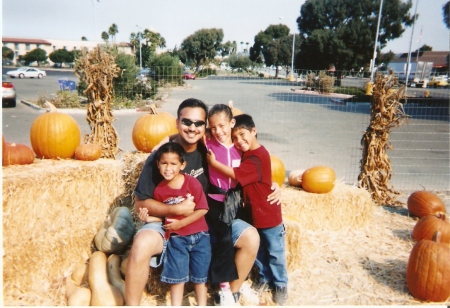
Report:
255,223,288,288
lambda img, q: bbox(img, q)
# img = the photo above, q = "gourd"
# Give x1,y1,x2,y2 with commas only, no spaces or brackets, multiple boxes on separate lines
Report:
94,206,135,253
406,232,450,302
301,166,336,194
107,254,126,300
71,260,89,286
2,142,35,166
120,257,128,277
229,100,243,116
407,191,446,219
30,102,81,159
89,251,124,306
412,215,450,244
75,143,102,161
132,105,178,153
270,155,286,187
288,169,304,187
68,287,91,306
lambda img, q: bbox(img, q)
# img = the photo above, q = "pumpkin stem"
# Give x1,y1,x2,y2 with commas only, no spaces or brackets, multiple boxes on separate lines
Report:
148,104,158,115
44,101,58,113
431,231,442,243
435,212,446,221
229,100,234,109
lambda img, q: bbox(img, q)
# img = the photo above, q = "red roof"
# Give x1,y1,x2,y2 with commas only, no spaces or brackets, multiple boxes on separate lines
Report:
2,37,52,45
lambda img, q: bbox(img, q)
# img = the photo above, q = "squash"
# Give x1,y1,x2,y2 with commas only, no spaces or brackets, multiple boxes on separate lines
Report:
71,260,89,286
412,215,450,244
229,100,243,116
75,143,102,161
68,287,91,306
89,251,124,306
301,166,336,194
2,142,35,166
30,102,81,159
107,254,126,300
406,232,450,302
120,256,128,278
132,105,178,153
94,206,135,253
270,155,286,186
288,169,304,187
65,278,80,299
407,191,446,219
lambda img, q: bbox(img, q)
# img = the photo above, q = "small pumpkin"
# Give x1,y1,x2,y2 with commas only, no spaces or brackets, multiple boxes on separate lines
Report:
229,100,243,116
30,102,81,159
407,191,446,218
412,215,450,244
75,143,102,161
301,166,336,194
270,155,286,186
2,142,35,166
132,105,178,153
406,231,450,302
94,207,135,253
288,169,304,187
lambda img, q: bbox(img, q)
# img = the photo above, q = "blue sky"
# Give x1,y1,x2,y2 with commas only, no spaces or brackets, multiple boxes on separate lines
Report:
2,0,448,54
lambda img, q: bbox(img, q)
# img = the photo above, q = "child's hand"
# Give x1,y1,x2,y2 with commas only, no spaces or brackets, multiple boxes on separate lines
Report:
163,218,182,231
206,149,216,165
268,182,282,205
138,208,162,223
151,135,170,153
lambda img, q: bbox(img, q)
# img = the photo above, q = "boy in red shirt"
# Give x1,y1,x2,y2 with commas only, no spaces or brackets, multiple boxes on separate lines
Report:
206,114,288,305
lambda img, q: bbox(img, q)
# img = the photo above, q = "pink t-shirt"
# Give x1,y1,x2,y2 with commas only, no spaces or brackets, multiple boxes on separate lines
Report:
205,137,241,201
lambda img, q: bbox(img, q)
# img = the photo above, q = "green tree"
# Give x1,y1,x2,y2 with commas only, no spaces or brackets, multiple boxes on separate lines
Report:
101,31,109,43
180,28,224,69
81,36,88,41
130,29,166,67
415,44,433,52
228,54,252,71
444,1,450,29
296,0,415,70
108,23,119,43
21,48,47,66
49,48,72,67
2,46,14,61
148,52,183,84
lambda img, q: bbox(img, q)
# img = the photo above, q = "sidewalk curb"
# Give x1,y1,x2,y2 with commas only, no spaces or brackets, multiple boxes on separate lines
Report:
21,100,45,111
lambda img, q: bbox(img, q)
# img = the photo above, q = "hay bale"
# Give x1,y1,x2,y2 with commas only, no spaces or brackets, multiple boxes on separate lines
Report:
2,159,125,305
282,182,374,231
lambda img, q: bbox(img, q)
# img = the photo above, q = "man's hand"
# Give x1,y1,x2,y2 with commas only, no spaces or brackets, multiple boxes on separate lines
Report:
172,196,196,216
267,182,282,205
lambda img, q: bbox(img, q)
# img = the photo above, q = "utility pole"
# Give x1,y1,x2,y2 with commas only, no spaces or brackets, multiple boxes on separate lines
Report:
370,0,384,82
136,25,143,70
405,0,420,95
290,34,295,81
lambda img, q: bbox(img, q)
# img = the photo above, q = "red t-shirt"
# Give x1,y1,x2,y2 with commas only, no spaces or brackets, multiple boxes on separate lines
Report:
154,174,209,237
233,146,282,228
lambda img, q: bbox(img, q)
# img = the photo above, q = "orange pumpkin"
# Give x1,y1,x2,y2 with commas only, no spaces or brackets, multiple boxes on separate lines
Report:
301,166,336,194
75,143,102,161
270,155,286,186
30,102,81,159
406,232,450,302
288,169,304,187
2,142,35,166
229,100,243,116
407,191,446,219
2,134,5,160
132,106,178,153
412,215,450,244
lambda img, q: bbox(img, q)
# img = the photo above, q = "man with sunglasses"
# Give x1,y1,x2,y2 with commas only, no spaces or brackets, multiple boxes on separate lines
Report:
126,98,280,305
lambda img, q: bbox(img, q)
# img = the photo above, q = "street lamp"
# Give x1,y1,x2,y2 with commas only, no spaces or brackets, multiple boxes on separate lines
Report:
290,33,295,81
136,25,143,70
370,0,383,82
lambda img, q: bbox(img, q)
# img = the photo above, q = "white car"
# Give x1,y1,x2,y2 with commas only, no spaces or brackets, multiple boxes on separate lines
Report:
6,67,46,79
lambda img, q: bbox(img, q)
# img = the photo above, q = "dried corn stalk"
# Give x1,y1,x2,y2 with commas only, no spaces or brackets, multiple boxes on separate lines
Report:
358,74,408,205
75,46,120,159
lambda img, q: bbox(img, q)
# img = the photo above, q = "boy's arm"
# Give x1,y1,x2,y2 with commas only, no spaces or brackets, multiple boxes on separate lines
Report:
206,149,236,179
164,209,208,231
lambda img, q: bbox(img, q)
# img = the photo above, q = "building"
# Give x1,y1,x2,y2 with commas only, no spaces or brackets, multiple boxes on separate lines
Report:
387,51,449,75
2,37,134,67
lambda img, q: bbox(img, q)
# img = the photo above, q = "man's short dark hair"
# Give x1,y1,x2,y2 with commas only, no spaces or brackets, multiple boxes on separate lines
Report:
155,142,186,164
233,114,255,132
177,98,208,121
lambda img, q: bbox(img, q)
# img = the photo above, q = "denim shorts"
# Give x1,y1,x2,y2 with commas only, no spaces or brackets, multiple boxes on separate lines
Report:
161,231,211,284
135,222,167,268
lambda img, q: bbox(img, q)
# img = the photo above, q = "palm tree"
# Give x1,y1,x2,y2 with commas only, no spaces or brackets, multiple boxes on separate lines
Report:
232,41,237,54
245,42,249,53
101,31,109,43
240,41,244,53
443,1,450,29
81,36,88,41
108,23,119,44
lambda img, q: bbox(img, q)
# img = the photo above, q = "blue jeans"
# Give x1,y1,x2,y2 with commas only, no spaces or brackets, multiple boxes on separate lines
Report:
255,223,288,288
161,231,211,284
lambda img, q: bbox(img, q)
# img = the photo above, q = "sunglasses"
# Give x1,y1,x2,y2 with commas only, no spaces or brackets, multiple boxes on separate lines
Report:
180,118,206,127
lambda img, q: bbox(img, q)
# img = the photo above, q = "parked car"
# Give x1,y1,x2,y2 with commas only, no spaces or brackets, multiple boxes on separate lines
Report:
427,76,449,88
6,67,46,79
182,72,196,80
2,75,16,107
136,68,156,82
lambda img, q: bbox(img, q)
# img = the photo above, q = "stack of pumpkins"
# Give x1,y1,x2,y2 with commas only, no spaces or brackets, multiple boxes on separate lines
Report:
406,191,450,303
287,166,336,194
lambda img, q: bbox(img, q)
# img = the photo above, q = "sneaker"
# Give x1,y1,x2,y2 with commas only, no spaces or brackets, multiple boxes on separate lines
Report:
273,286,288,306
239,282,260,306
214,290,240,306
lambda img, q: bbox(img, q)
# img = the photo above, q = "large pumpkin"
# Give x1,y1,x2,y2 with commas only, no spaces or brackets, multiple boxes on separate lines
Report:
412,215,450,244
406,232,450,302
94,207,135,254
270,155,286,186
407,191,446,218
30,102,81,159
132,106,178,153
301,166,336,194
2,143,35,166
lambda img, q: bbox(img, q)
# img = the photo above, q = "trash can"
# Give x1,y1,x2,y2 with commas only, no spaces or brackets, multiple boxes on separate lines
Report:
365,81,373,95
